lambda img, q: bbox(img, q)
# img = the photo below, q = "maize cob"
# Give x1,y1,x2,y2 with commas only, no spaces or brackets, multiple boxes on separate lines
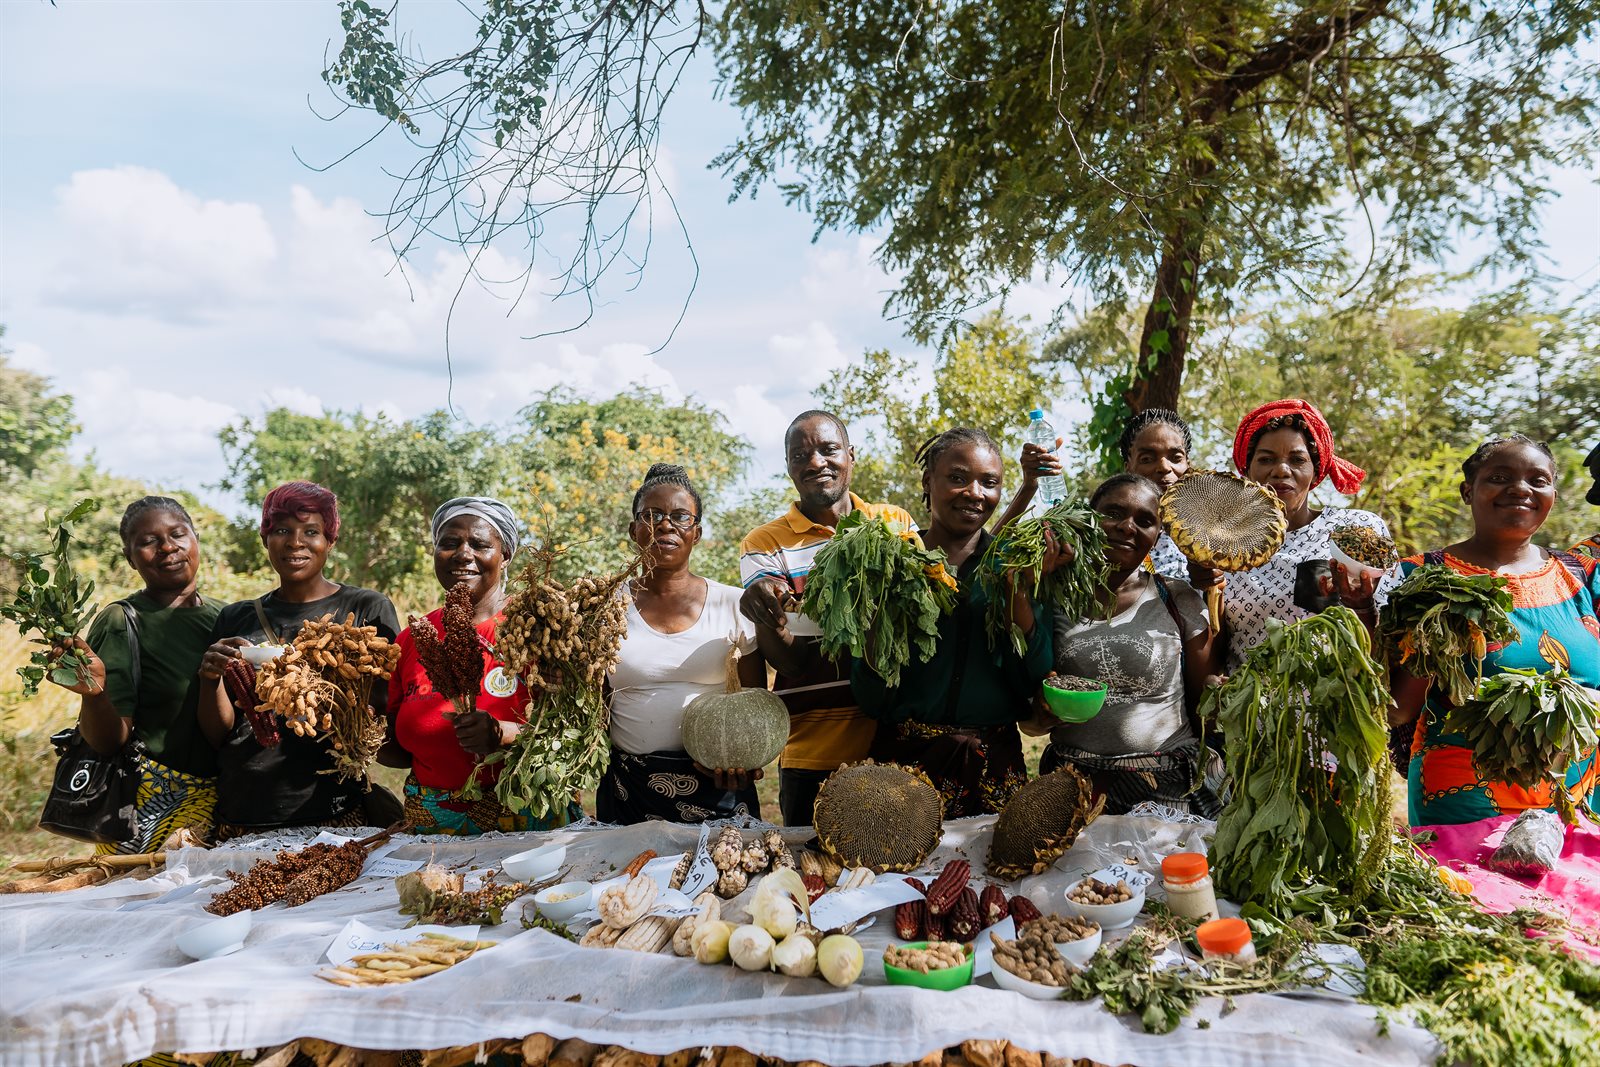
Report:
617,915,681,953
926,860,970,916
598,873,659,929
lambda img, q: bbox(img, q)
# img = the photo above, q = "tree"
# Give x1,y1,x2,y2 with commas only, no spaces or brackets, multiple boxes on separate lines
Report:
815,313,1061,522
0,337,77,482
218,408,502,605
1169,284,1600,551
506,387,752,582
712,2,1598,432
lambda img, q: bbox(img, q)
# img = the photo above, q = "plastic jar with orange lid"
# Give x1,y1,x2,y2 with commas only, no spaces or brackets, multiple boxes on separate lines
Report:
1195,917,1256,963
1160,852,1219,922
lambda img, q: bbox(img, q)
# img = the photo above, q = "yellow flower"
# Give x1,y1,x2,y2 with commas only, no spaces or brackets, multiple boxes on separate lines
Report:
925,562,957,591
1437,866,1473,895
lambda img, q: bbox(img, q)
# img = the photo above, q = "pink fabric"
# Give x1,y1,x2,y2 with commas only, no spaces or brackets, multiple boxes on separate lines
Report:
1413,815,1600,960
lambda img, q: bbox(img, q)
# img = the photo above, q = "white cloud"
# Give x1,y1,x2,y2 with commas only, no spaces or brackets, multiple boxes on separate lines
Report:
43,166,276,318
68,365,240,491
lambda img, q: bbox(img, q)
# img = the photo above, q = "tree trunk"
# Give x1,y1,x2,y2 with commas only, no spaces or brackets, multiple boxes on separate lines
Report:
1126,229,1203,414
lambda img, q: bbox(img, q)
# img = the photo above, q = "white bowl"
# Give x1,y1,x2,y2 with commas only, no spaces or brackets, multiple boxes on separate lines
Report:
990,958,1066,1000
1061,880,1145,931
238,644,287,666
532,881,593,923
502,843,566,882
1328,541,1388,584
177,910,251,960
784,611,822,638
1053,925,1103,968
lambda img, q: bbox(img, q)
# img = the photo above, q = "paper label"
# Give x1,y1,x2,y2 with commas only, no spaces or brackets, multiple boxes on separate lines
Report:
808,873,924,931
324,918,482,965
1083,863,1155,890
678,826,719,899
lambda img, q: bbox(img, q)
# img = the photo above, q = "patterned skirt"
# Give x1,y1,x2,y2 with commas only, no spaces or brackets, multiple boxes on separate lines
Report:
402,775,579,835
597,749,759,825
94,757,216,856
869,720,1026,819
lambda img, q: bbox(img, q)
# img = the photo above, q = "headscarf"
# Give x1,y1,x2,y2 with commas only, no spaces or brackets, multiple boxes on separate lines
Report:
260,481,340,542
1231,399,1366,496
430,497,520,558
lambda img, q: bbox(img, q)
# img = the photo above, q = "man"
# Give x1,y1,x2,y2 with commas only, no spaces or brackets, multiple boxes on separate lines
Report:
1573,441,1600,560
739,410,917,826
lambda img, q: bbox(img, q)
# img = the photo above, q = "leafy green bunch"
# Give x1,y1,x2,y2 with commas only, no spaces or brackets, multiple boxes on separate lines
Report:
1,499,101,696
799,511,959,688
977,500,1111,657
1202,607,1393,911
1443,667,1600,825
1378,564,1517,706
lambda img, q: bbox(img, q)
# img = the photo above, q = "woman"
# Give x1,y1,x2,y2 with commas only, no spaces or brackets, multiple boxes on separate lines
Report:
381,497,578,834
853,429,1066,817
1383,436,1600,825
1033,475,1224,815
1118,408,1194,579
50,497,223,852
197,481,400,837
600,464,767,824
1005,408,1194,579
1203,398,1388,671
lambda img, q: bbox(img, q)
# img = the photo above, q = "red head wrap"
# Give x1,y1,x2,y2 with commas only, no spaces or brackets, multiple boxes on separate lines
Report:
260,481,341,542
1231,399,1366,496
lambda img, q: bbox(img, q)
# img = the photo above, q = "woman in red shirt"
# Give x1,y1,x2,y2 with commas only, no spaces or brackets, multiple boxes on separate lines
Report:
381,497,578,834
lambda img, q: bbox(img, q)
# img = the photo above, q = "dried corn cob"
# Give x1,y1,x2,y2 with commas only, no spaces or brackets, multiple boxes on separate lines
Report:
617,915,681,953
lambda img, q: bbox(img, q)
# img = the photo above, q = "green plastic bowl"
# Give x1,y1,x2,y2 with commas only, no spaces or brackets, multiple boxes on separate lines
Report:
1041,680,1108,723
882,942,974,991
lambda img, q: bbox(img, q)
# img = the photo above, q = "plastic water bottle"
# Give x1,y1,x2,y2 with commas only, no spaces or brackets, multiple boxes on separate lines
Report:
1025,409,1067,506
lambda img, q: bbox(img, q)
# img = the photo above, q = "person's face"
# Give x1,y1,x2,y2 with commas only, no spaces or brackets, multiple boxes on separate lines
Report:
1095,484,1163,570
925,441,1003,537
1246,427,1317,514
630,484,701,568
433,515,507,604
785,417,855,511
125,509,200,594
263,511,333,585
1463,442,1556,537
1126,423,1189,490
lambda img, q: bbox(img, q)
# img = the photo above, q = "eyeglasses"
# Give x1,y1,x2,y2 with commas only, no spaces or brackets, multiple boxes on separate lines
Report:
634,508,699,530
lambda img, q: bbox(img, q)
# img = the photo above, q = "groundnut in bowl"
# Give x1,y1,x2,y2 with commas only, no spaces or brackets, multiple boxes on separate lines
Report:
988,932,1073,1000
1021,913,1102,968
1062,876,1144,930
530,881,592,923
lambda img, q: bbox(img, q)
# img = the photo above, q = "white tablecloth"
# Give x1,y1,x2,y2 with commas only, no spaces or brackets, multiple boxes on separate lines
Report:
0,813,1439,1067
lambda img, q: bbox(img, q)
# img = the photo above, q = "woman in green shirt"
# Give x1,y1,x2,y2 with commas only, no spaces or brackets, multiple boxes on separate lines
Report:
50,497,223,852
852,428,1066,816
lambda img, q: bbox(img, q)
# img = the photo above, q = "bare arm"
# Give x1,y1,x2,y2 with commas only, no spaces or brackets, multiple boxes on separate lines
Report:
991,440,1062,534
196,638,248,747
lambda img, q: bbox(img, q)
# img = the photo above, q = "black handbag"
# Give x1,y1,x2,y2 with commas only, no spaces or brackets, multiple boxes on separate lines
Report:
37,601,146,845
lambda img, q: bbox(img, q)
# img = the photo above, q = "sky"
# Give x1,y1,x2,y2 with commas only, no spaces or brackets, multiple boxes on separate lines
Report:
1,2,1597,515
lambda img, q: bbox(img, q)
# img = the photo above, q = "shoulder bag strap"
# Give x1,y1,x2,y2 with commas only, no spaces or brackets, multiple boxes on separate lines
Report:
252,595,282,645
113,600,144,755
1550,549,1589,587
1151,575,1197,724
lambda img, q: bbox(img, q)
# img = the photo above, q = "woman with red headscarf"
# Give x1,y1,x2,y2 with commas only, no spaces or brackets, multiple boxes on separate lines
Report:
1196,400,1389,672
197,481,400,838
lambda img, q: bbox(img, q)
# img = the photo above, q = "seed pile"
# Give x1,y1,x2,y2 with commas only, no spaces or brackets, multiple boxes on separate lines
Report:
409,582,485,716
1330,525,1397,568
1024,914,1099,942
1044,672,1101,693
317,933,495,986
885,941,967,973
252,612,399,782
1067,878,1132,905
479,544,646,818
979,500,1111,654
205,826,399,915
990,930,1074,986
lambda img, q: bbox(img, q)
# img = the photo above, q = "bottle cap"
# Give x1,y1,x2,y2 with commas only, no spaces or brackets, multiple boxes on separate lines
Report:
1028,409,1044,420
1195,917,1252,955
1160,852,1209,883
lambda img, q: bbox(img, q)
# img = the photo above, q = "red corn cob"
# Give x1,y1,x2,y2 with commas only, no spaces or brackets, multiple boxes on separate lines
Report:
926,859,970,916
947,887,982,940
979,883,1009,926
1008,895,1042,925
894,899,927,941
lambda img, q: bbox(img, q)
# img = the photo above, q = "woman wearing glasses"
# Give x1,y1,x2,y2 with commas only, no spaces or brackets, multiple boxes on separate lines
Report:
598,464,769,824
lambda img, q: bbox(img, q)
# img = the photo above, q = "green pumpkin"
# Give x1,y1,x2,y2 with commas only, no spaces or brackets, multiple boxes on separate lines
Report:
680,686,790,771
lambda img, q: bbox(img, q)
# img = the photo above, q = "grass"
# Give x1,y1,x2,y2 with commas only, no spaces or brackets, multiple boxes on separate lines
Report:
0,625,78,868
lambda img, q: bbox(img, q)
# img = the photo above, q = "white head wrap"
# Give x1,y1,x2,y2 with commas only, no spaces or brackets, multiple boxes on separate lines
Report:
430,497,520,558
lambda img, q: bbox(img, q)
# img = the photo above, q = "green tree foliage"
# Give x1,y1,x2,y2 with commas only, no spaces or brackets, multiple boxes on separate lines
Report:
218,409,502,605
0,337,77,481
815,313,1061,522
506,388,753,584
711,1,1598,434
